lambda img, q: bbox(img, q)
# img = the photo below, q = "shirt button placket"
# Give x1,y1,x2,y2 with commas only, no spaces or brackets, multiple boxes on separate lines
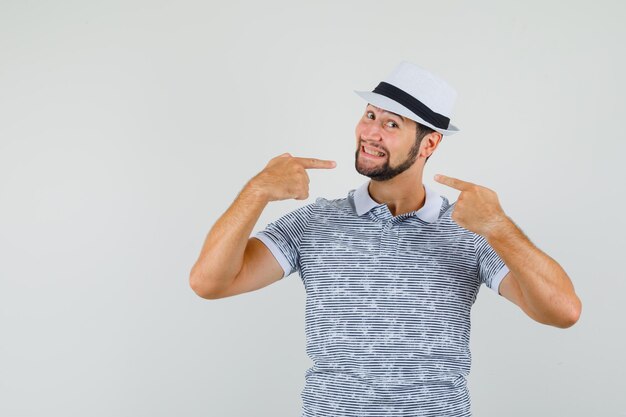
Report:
379,221,395,257
393,226,400,257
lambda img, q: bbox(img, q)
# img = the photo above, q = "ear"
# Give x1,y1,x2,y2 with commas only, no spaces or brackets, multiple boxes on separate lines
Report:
434,132,443,146
421,131,443,157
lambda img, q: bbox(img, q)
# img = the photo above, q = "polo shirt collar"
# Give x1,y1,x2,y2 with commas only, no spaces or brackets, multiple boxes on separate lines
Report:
353,180,443,223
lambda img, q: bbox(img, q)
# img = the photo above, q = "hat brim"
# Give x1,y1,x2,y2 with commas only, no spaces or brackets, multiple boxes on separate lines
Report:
354,90,460,136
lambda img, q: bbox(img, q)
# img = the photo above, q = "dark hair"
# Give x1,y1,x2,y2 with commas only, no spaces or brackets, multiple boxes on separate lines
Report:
415,122,437,163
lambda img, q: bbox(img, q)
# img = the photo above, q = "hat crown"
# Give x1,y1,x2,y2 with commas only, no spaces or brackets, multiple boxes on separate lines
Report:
385,61,457,118
354,60,460,135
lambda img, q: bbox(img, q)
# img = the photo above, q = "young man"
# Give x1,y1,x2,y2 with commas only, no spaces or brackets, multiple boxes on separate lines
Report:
189,61,582,417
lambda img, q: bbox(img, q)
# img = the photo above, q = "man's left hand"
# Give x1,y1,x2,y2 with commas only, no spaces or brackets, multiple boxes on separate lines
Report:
434,174,509,238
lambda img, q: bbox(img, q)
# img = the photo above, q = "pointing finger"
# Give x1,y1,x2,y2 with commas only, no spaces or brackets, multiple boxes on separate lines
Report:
294,157,337,169
434,174,474,191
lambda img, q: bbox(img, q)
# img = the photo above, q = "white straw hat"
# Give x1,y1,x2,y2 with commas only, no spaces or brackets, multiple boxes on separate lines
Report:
354,61,460,136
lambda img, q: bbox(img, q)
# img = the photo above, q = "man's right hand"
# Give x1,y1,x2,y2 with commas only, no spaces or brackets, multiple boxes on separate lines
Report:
247,152,337,202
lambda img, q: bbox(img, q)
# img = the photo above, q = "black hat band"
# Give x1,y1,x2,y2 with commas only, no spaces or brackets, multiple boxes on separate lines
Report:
372,81,450,129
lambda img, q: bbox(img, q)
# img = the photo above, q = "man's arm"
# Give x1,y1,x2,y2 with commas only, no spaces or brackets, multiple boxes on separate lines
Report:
189,181,271,298
487,219,582,328
433,173,582,329
189,153,337,299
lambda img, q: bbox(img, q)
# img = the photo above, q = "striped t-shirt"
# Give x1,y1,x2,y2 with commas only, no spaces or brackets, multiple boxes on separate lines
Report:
253,180,509,417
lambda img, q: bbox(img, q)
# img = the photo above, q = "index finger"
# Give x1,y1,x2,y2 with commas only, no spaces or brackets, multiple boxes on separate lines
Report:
293,157,337,169
434,174,474,191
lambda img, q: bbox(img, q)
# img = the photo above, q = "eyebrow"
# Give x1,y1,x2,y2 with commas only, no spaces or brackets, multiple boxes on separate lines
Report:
367,105,405,122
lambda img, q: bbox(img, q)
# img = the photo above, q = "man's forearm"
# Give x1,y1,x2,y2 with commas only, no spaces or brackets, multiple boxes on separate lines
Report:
485,217,582,327
189,180,269,298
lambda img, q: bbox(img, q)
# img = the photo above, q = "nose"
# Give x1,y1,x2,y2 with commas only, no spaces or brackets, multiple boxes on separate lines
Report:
360,121,383,141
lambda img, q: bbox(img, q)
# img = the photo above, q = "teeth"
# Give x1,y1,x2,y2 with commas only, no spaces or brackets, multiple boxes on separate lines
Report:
363,146,385,157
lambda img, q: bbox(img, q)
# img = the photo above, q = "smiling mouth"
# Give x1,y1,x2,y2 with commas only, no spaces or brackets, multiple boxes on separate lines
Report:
361,145,386,159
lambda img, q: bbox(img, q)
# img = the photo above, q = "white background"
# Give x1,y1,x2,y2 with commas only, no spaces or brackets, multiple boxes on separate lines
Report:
1,1,624,416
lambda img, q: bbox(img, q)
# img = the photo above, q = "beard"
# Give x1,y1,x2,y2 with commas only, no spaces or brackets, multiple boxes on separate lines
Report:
354,140,420,181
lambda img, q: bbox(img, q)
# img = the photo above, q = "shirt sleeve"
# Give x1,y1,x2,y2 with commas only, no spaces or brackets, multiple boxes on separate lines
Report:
473,232,510,295
252,202,317,279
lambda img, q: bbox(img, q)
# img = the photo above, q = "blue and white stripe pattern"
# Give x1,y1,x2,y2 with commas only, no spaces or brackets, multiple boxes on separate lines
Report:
254,180,509,417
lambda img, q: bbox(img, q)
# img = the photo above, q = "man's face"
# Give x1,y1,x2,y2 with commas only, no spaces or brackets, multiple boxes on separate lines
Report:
354,104,421,181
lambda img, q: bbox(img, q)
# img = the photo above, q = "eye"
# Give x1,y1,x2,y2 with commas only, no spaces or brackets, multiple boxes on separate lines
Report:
386,121,398,128
366,111,375,119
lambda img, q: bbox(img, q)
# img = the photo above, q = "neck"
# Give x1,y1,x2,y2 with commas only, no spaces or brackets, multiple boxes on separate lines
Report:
368,174,426,217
